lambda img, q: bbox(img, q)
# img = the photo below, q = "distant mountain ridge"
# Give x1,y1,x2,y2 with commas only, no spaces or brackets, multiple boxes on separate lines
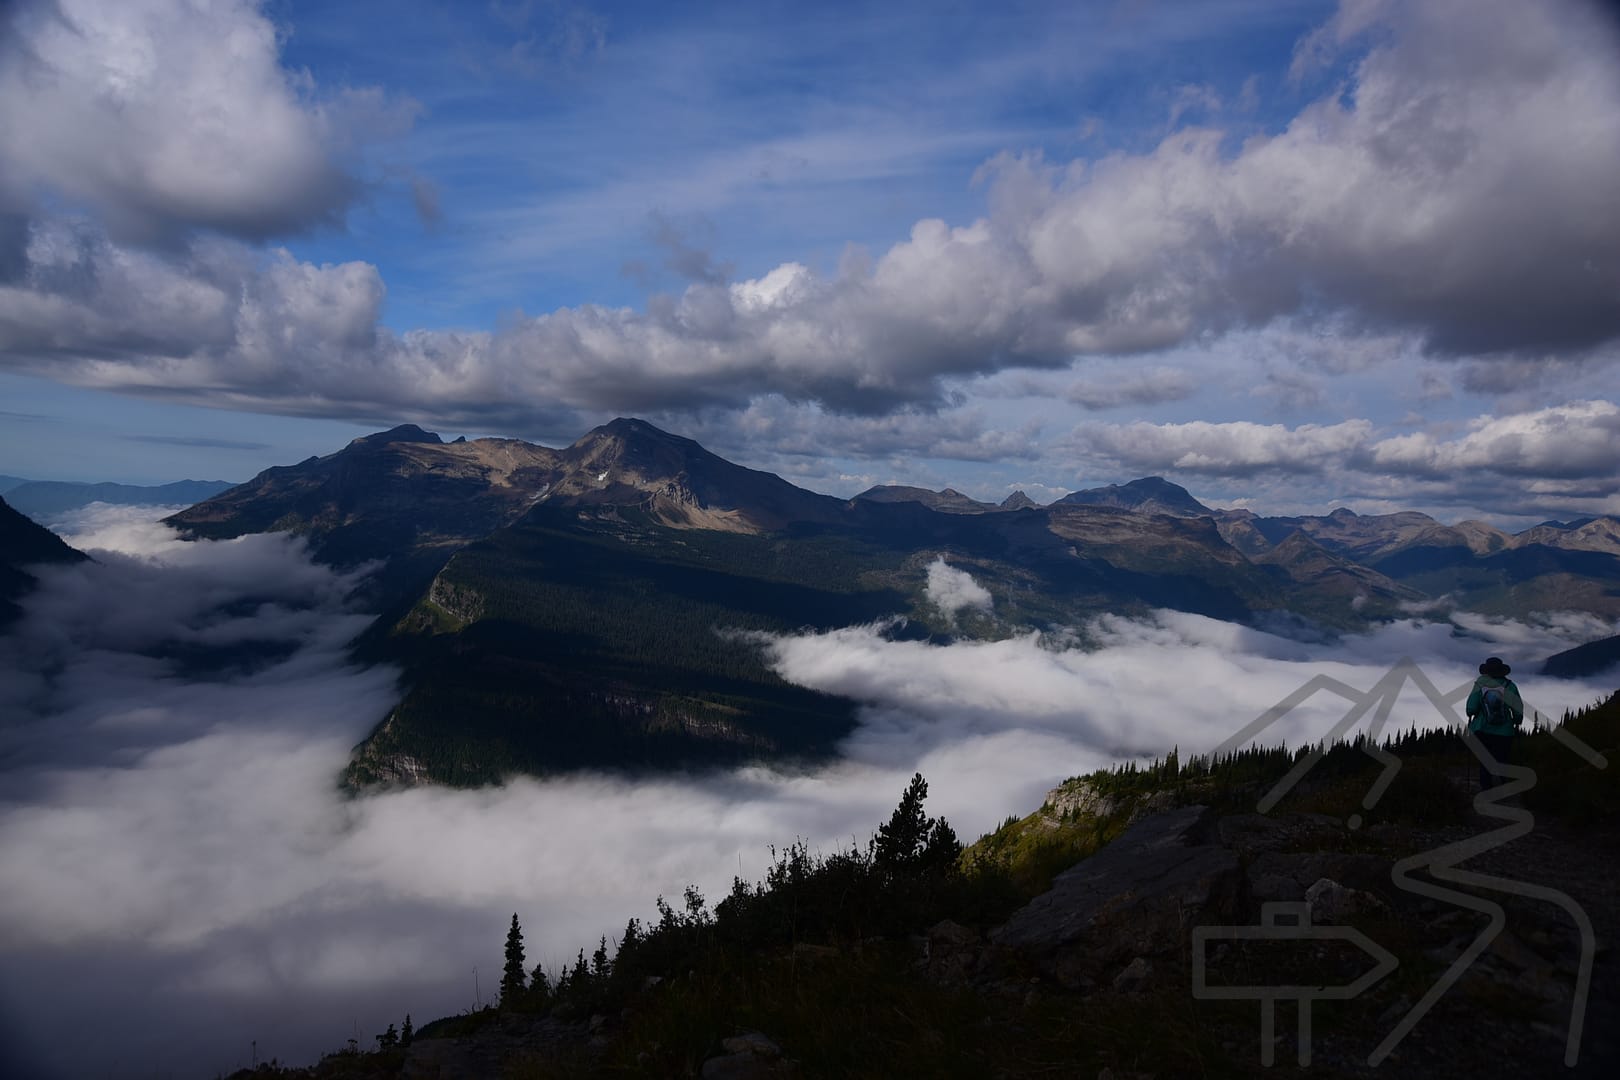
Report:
1057,476,1213,517
162,418,1620,785
854,485,1041,515
4,478,234,520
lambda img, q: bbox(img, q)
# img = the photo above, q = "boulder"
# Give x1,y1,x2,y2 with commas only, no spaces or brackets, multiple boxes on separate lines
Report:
702,1031,789,1078
1246,850,1392,905
1304,877,1391,923
722,1032,782,1057
922,919,983,984
1112,956,1154,993
989,806,1240,989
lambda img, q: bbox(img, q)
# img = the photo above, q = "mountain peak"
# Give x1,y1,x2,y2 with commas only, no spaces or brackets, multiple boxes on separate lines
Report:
1057,476,1211,516
350,424,443,448
1000,490,1037,511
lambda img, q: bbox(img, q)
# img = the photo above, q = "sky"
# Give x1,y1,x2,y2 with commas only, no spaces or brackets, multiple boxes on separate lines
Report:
2,503,1614,1078
0,0,1616,523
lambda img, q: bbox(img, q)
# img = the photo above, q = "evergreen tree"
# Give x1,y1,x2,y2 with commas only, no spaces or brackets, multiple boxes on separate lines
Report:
530,961,552,1003
400,1015,413,1047
874,772,931,873
871,772,961,878
376,1023,398,1050
921,815,962,873
500,913,527,1007
591,935,610,979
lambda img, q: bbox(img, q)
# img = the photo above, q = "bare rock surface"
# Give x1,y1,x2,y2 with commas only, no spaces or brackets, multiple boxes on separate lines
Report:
989,805,1240,988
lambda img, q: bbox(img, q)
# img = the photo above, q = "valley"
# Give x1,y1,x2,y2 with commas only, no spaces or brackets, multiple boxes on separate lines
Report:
144,418,1620,786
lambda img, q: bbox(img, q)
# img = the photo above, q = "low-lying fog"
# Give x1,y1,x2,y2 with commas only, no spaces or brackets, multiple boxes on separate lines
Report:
1,507,1613,1078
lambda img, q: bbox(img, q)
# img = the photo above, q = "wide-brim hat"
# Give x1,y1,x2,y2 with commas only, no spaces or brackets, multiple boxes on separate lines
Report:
1479,656,1511,677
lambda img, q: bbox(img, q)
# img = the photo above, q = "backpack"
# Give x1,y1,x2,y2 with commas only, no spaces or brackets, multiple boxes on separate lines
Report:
1478,683,1513,727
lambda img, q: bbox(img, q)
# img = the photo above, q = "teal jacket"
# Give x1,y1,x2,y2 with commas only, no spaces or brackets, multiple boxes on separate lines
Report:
1466,675,1523,736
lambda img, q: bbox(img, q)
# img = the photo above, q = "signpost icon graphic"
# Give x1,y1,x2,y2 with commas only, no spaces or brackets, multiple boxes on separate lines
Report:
1193,902,1398,1067
1193,656,1606,1068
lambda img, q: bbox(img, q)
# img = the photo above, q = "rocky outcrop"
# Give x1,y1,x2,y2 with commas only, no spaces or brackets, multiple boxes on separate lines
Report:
1038,779,1121,825
989,805,1241,990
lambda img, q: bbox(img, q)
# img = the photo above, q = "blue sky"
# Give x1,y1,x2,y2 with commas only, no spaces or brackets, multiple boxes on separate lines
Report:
0,0,1617,524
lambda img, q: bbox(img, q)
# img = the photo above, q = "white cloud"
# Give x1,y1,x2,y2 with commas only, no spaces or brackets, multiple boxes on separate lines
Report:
3,0,1618,423
1367,400,1620,480
924,557,994,624
0,0,410,245
677,397,1041,466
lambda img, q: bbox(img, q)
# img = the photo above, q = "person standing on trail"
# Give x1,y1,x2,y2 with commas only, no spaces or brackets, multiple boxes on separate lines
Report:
1465,656,1524,790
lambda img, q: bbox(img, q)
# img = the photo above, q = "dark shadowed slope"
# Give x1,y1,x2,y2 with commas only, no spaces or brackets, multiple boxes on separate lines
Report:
1542,634,1620,679
1,495,87,626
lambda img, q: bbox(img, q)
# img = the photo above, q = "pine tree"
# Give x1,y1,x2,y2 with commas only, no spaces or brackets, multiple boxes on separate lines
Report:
376,1023,398,1050
921,815,961,873
500,913,527,1008
591,935,610,980
400,1015,414,1047
874,772,931,873
530,961,552,1004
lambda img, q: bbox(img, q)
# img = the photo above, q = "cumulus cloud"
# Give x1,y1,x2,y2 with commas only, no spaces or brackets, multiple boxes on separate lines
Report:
1074,417,1374,475
923,557,994,624
3,0,1618,424
676,397,1041,466
1,506,1614,1077
0,0,408,245
1367,400,1620,481
1063,401,1620,518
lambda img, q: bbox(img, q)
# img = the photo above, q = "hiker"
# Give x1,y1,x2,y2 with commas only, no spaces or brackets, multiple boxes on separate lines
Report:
1465,656,1524,789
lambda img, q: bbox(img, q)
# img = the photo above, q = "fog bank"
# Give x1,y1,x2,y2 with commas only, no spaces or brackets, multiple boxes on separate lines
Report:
0,506,1612,1077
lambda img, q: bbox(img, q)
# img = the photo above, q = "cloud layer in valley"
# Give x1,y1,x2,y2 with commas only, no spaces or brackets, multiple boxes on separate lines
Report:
2,507,1616,1077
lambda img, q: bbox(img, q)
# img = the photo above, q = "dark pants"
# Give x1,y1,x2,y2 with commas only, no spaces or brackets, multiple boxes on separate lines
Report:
1476,732,1514,790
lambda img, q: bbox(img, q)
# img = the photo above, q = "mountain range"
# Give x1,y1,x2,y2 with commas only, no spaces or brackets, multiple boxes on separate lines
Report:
144,418,1620,786
1,478,234,520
